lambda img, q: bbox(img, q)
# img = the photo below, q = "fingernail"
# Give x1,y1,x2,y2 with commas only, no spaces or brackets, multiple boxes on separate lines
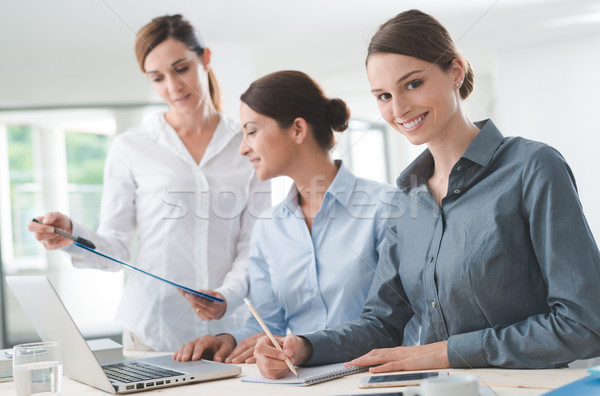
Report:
279,352,285,360
284,348,292,356
46,227,53,233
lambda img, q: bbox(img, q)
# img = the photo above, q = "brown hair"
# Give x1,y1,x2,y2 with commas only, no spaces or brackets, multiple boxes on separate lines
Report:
367,9,474,100
134,14,223,112
240,71,350,151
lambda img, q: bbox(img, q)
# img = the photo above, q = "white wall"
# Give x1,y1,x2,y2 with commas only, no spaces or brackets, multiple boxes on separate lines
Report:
493,33,600,239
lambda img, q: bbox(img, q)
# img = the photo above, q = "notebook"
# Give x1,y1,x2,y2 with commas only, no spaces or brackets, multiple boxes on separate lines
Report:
6,275,240,394
241,362,368,386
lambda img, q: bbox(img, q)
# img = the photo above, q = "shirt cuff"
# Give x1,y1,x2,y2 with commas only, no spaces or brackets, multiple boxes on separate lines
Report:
215,286,242,312
447,330,487,368
62,220,85,258
302,332,331,366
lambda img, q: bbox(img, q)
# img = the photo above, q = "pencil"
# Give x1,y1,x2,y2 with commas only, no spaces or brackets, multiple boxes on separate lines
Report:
244,298,298,377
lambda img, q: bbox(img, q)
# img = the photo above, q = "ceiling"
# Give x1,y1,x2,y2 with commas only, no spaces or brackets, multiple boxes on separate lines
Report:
1,0,600,109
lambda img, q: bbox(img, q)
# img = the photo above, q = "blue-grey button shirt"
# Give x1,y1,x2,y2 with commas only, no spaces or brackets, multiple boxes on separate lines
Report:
231,161,421,345
304,120,600,368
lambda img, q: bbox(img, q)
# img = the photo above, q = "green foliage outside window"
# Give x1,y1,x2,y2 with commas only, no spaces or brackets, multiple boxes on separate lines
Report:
65,132,110,184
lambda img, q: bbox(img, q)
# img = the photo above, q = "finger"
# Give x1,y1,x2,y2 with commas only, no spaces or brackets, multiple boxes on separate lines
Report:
347,351,385,367
229,345,254,364
213,341,231,363
190,297,213,309
172,345,186,361
42,211,66,228
281,335,300,362
370,361,406,373
255,337,286,360
245,355,257,364
28,218,54,233
187,341,209,361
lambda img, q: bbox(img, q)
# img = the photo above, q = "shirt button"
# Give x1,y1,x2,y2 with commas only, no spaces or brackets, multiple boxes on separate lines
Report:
429,256,434,263
456,165,463,171
453,189,461,194
431,301,437,308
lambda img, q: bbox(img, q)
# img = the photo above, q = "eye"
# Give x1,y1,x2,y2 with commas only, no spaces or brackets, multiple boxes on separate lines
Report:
151,76,163,83
376,93,392,102
175,66,189,74
246,130,257,136
406,79,423,90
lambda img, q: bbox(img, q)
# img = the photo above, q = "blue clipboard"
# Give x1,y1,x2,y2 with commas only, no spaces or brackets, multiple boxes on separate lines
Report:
74,241,224,303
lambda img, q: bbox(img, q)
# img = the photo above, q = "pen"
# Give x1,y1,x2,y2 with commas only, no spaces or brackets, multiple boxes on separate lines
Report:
32,218,96,249
244,298,298,377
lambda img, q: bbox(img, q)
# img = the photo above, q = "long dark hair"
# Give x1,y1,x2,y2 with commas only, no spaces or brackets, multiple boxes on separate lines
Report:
240,70,350,151
367,9,474,100
135,14,223,112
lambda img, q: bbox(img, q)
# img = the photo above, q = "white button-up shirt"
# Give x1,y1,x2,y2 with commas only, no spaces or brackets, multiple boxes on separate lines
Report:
66,113,271,351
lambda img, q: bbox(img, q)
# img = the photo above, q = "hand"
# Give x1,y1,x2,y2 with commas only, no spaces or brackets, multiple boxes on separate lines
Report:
179,289,227,320
172,334,235,362
225,333,264,364
345,341,450,373
28,212,73,250
254,334,312,379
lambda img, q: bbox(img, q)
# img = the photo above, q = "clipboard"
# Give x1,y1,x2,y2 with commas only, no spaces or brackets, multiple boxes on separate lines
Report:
74,241,224,302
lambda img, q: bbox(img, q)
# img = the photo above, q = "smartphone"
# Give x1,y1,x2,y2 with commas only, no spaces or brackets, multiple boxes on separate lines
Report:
358,371,448,388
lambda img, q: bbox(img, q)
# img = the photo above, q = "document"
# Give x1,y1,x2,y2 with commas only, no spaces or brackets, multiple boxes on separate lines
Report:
74,241,224,302
241,363,368,386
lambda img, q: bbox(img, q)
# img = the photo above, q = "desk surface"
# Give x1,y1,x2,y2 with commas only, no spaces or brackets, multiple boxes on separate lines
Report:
0,355,589,396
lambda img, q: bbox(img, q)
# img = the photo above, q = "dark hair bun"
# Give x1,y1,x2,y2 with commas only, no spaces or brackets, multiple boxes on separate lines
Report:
327,98,350,132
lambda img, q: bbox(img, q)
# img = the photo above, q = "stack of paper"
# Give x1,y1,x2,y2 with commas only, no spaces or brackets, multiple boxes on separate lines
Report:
0,348,13,382
87,338,123,365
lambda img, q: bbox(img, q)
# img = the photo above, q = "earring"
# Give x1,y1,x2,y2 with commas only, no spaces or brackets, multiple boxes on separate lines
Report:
455,80,463,88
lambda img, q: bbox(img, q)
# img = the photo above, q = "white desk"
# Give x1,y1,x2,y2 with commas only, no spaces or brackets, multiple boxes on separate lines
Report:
0,357,589,396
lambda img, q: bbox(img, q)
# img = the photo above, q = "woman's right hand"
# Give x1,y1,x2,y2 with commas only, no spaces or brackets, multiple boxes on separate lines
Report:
28,212,73,250
172,334,236,362
254,334,313,379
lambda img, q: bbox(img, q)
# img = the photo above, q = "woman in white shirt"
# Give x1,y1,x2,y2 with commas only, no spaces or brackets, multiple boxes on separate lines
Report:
28,14,270,352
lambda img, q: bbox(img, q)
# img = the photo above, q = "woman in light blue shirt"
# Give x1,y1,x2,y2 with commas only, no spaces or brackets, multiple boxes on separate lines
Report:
173,70,419,362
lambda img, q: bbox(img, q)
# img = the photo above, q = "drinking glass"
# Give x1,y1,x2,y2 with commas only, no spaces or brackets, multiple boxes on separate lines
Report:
12,341,63,396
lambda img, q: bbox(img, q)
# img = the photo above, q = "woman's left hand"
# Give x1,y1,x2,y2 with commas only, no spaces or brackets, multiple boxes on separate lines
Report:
179,289,227,320
346,341,450,373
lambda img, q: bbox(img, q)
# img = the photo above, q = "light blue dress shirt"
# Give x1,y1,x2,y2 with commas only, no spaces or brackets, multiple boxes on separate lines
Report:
230,161,420,345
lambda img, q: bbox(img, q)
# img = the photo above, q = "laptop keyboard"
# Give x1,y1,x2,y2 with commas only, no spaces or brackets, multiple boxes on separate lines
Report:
103,361,186,384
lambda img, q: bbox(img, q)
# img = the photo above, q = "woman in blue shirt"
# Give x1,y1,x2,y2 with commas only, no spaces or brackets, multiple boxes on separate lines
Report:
254,10,600,378
173,70,419,363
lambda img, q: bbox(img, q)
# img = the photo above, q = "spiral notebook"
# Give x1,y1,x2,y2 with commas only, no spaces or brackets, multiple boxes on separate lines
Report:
241,363,368,386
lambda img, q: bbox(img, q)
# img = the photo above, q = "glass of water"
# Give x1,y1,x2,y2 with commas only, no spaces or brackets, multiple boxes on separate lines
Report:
12,341,63,396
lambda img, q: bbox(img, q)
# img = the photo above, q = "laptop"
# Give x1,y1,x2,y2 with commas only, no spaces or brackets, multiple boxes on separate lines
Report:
6,276,241,394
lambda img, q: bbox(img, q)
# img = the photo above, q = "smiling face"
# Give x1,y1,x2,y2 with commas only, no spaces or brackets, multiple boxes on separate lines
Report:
238,102,298,181
367,52,464,146
143,38,211,114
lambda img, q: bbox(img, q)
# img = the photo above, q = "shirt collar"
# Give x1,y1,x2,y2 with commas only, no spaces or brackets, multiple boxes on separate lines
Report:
279,159,357,216
461,119,504,167
397,119,504,192
152,113,239,167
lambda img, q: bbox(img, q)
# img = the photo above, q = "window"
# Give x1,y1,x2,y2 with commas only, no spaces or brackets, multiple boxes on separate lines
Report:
0,111,123,347
271,119,390,205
